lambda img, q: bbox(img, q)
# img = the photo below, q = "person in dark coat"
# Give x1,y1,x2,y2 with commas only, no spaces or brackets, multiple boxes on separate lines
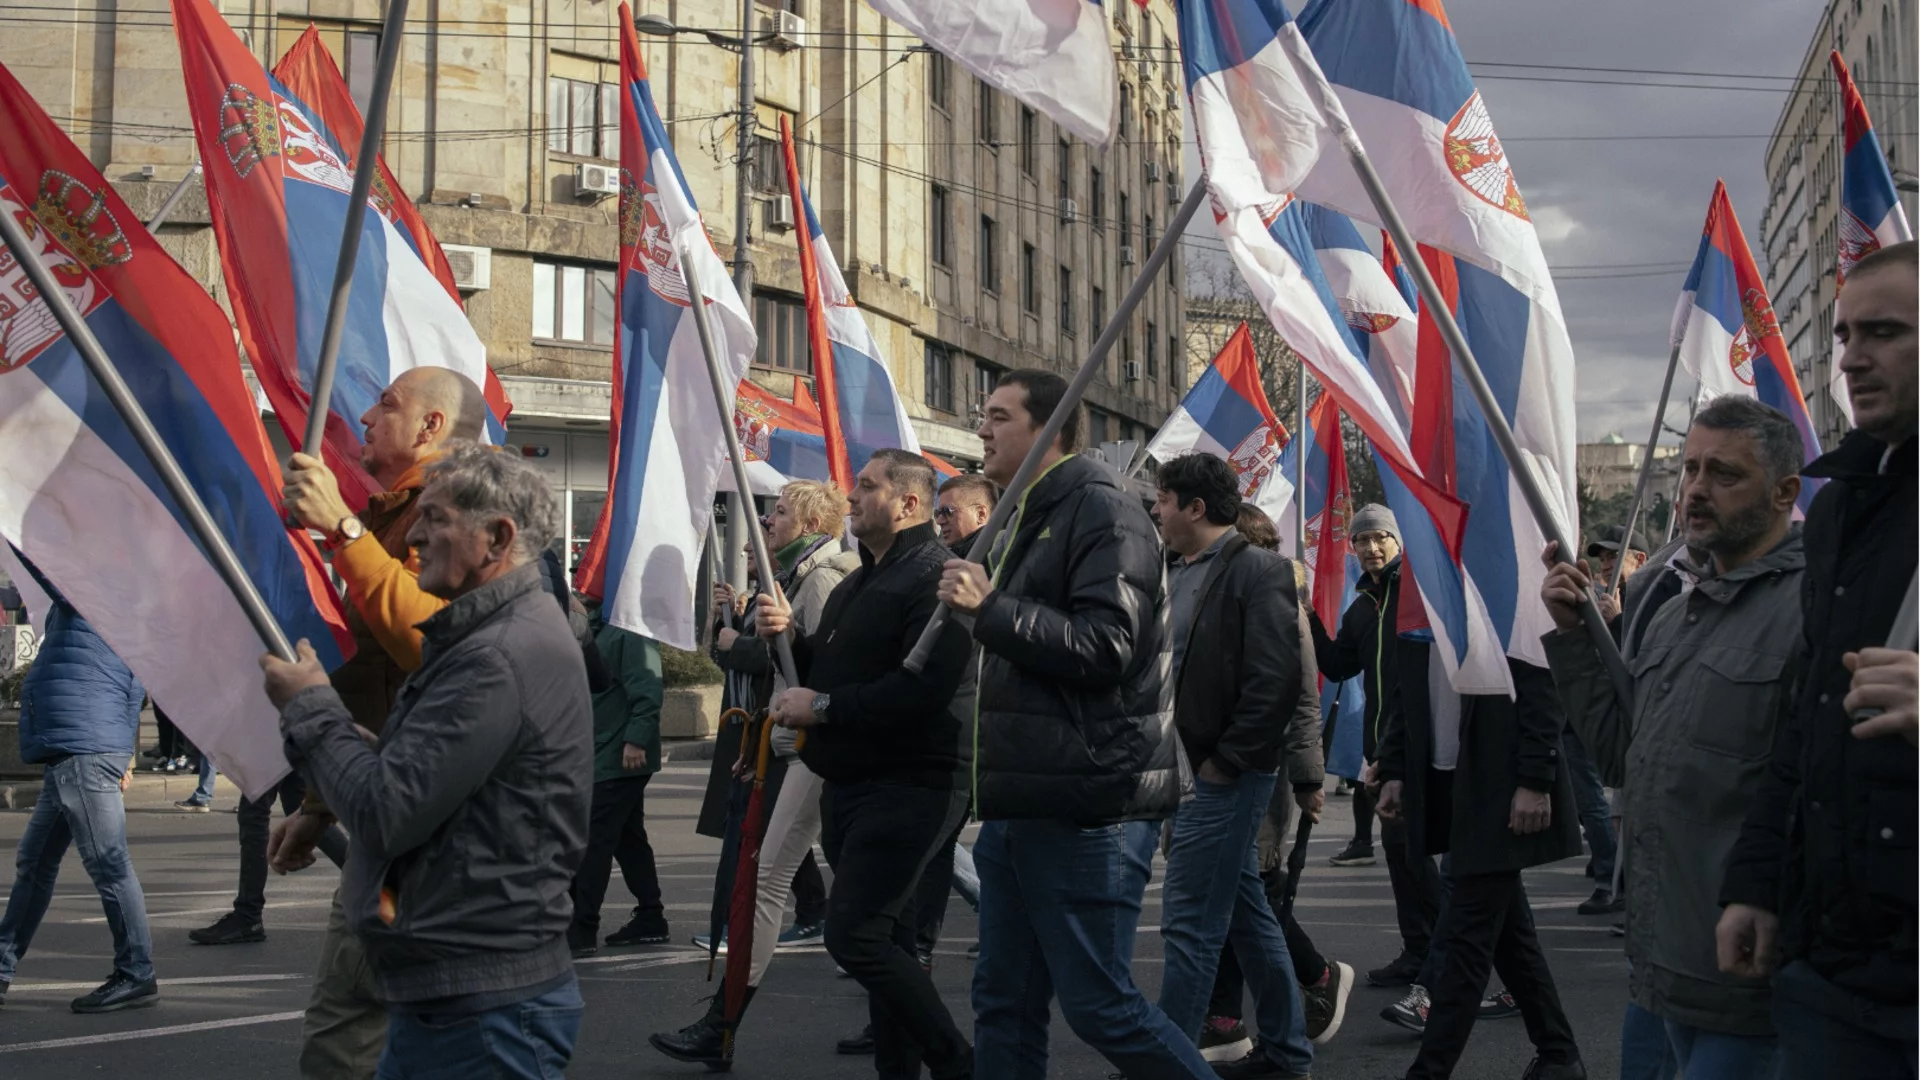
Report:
1375,653,1586,1080
1717,239,1918,1076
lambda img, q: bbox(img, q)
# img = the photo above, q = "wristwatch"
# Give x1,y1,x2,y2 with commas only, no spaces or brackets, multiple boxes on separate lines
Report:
810,692,832,724
327,514,367,551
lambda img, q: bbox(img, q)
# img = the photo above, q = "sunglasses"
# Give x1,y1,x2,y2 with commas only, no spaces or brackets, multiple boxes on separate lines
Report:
933,506,957,520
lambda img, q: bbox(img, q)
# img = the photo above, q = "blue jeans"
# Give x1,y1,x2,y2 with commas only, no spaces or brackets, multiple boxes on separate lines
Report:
951,842,980,911
1159,771,1312,1075
1774,960,1916,1079
1560,733,1614,882
0,753,153,982
972,818,1212,1080
376,975,583,1079
190,754,217,805
1621,1000,1778,1079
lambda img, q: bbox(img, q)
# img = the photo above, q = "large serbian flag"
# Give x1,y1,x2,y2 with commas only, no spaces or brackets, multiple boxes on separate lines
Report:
1144,322,1293,519
777,117,919,490
272,25,512,438
0,60,349,799
172,0,494,510
573,5,756,649
1673,181,1820,512
1829,51,1913,425
1176,0,1333,211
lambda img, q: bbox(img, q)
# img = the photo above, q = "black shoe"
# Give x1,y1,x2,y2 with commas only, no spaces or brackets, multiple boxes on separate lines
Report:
71,973,158,1014
649,990,747,1071
568,930,598,959
1365,951,1424,988
1303,960,1353,1044
836,1023,874,1055
1380,985,1429,1034
1480,989,1521,1020
1210,1046,1311,1078
1197,1015,1253,1062
189,911,264,946
1519,1057,1586,1080
1328,840,1376,867
606,915,670,946
1576,887,1625,916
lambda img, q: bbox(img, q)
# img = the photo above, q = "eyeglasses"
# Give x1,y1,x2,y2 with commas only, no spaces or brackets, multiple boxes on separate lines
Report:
933,506,956,520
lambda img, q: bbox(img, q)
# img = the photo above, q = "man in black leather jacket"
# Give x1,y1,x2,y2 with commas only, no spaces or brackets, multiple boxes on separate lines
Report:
939,369,1208,1080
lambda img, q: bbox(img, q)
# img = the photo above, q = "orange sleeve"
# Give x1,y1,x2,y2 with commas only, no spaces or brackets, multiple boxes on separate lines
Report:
333,531,444,671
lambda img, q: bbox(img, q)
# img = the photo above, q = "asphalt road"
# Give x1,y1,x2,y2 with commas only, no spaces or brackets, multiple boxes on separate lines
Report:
0,764,1628,1078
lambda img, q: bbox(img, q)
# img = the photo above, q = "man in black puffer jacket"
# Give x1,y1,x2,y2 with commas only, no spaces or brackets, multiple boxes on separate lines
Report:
939,369,1209,1080
759,448,976,1080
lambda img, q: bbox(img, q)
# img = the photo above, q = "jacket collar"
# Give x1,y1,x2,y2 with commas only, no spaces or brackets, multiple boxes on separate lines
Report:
414,560,543,652
1804,430,1916,480
1680,526,1805,607
1016,454,1112,519
859,521,939,572
367,455,435,517
1359,555,1401,599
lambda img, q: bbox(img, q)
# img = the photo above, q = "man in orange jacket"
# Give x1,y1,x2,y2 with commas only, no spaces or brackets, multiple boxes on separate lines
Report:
271,366,489,1079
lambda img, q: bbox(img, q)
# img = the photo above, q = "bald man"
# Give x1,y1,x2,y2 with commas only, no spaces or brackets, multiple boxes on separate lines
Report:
270,366,489,1079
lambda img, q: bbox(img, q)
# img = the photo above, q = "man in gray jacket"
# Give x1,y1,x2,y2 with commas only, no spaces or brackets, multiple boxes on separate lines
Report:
261,442,592,1078
1541,396,1807,1079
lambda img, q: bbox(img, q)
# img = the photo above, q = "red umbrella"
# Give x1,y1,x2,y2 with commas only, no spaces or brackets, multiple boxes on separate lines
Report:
718,711,777,1061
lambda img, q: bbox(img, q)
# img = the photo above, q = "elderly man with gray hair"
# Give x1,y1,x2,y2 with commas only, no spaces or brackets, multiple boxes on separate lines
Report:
260,441,593,1079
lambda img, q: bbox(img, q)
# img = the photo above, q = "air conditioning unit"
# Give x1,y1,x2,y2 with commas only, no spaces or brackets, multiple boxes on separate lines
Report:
1124,360,1142,382
1137,60,1151,84
1166,175,1182,203
1118,38,1136,60
766,198,796,232
575,162,618,197
1119,244,1137,265
1165,89,1180,112
770,10,806,50
441,244,493,291
1144,162,1160,183
1058,198,1079,224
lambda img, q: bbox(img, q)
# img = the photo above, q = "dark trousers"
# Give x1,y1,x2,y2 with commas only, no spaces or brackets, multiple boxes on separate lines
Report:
570,775,663,940
1774,960,1917,1079
234,773,346,922
1408,871,1578,1079
914,801,972,959
822,781,972,1080
1352,782,1376,848
793,849,826,927
1207,867,1329,1018
1383,815,1442,959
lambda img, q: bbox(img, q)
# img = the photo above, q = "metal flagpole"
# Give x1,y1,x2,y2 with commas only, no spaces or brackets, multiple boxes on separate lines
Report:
1276,31,1636,706
300,0,411,458
0,205,295,662
1294,360,1308,557
1605,342,1683,596
677,237,800,689
144,163,202,232
904,179,1210,673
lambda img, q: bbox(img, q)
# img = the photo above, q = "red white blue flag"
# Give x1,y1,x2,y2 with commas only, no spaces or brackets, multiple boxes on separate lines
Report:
1673,181,1820,512
777,117,919,491
1303,202,1417,430
0,60,349,798
171,0,496,511
1145,322,1293,519
1176,0,1333,211
1832,51,1913,285
574,5,756,649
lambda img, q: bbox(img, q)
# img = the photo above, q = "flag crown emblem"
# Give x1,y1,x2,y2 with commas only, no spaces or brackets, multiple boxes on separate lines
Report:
1229,424,1282,497
0,178,112,372
634,175,691,308
218,83,282,178
1837,209,1880,281
1444,92,1528,221
1726,286,1781,388
32,171,132,271
735,397,775,461
1344,309,1400,335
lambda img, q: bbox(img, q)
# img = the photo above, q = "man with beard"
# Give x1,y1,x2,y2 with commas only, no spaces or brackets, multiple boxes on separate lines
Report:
1544,396,1808,1078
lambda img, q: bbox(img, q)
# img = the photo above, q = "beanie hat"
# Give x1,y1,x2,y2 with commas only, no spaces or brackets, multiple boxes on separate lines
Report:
1349,503,1400,543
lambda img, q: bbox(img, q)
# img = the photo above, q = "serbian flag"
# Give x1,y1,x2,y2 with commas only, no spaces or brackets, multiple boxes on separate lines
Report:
1214,190,1508,694
573,5,756,649
1145,322,1293,519
1294,0,1579,675
777,117,920,490
1303,202,1417,429
0,60,349,799
1177,0,1333,211
1830,52,1912,425
1673,181,1820,511
867,0,1117,148
272,25,512,437
172,0,494,512
736,377,831,483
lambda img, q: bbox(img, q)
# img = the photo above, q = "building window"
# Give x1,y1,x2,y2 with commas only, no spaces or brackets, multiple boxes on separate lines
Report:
924,342,955,413
1143,211,1154,254
752,291,812,374
979,215,999,292
532,261,618,346
930,185,952,268
344,30,381,118
977,81,998,145
1059,265,1074,335
929,52,951,113
1169,333,1180,387
1090,166,1105,230
1119,83,1132,140
1019,107,1037,178
973,360,1002,415
1022,243,1038,314
1057,139,1071,200
1119,191,1131,248
1145,320,1158,380
547,75,618,158
1091,285,1105,334
1089,407,1110,446
752,134,791,197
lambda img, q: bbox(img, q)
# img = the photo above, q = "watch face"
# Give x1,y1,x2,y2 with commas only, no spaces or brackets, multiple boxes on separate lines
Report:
812,693,830,717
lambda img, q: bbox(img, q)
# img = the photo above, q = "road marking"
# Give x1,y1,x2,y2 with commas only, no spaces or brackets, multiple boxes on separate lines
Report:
8,973,310,994
0,1011,304,1053
586,953,728,975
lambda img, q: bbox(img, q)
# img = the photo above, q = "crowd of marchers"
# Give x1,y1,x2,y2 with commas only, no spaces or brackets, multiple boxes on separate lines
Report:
0,243,1913,1080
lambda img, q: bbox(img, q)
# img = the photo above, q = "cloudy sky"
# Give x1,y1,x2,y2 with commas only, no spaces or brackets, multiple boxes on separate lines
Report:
1181,0,1831,443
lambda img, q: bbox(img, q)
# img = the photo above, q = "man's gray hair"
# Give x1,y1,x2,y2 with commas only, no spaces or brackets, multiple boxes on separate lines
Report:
423,441,561,562
1692,395,1805,484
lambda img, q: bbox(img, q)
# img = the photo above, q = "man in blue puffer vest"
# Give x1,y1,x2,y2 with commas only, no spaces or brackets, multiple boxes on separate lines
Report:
0,551,157,1013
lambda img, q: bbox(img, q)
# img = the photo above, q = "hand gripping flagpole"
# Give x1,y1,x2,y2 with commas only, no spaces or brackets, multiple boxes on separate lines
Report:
676,236,801,690
1276,32,1636,706
1605,342,1684,596
0,205,296,663
300,0,411,458
904,179,1211,674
